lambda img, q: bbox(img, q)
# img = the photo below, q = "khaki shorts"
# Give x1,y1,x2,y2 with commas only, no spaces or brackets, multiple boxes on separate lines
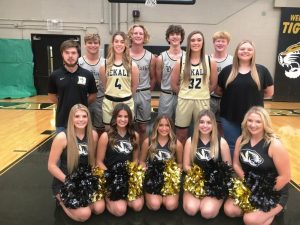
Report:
102,96,134,124
175,97,209,128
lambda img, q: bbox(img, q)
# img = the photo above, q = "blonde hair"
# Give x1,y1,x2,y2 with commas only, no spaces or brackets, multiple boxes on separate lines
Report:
66,104,96,173
190,110,219,161
84,33,101,44
225,40,261,90
240,106,278,149
127,24,150,45
212,31,231,43
106,32,132,75
183,30,208,85
148,115,177,160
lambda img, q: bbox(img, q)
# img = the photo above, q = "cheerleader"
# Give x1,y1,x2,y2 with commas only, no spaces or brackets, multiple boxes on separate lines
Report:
183,109,231,219
140,115,183,211
224,106,290,225
48,104,105,222
96,103,143,216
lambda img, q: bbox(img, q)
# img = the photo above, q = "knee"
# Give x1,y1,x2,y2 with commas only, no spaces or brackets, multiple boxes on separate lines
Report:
147,199,161,211
92,201,105,215
131,200,144,212
164,201,178,211
109,203,127,217
146,198,162,211
114,206,127,217
224,201,241,218
201,207,218,219
183,202,198,216
74,208,92,222
243,214,262,225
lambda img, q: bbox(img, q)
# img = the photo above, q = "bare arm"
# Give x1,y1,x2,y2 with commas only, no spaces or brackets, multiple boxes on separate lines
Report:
131,63,139,95
170,60,181,93
176,139,183,169
183,137,192,172
155,55,163,86
209,57,218,92
214,85,223,96
96,132,109,170
232,136,245,179
132,132,140,163
270,139,291,191
88,93,96,104
99,65,107,91
264,85,274,98
48,93,58,104
48,132,68,183
220,137,232,165
149,55,157,91
139,137,150,169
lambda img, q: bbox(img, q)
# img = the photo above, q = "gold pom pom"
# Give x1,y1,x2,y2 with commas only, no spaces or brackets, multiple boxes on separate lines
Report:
183,164,206,199
161,159,181,196
91,167,106,202
228,177,257,213
127,161,145,201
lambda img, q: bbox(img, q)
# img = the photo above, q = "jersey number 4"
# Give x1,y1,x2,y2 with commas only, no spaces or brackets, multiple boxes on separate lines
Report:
115,78,122,89
188,78,201,89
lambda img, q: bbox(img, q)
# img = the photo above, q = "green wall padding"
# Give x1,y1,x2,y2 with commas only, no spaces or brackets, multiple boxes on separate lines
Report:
0,39,36,99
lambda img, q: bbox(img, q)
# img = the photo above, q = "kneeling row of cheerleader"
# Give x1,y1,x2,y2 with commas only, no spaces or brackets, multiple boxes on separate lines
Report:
48,103,290,225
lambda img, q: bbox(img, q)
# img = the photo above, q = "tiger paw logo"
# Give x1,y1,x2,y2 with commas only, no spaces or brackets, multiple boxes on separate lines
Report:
278,42,300,79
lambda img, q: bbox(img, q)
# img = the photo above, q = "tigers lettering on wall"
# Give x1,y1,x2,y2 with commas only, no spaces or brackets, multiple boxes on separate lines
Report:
274,7,300,102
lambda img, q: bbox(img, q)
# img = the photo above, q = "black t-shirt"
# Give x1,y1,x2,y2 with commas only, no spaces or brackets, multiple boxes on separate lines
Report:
218,64,273,124
48,66,97,127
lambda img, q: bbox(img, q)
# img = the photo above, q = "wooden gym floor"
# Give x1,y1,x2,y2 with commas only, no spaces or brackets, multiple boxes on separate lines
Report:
0,95,299,225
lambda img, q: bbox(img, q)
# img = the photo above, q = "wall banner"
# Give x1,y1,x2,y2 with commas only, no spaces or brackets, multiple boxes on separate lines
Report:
273,7,300,102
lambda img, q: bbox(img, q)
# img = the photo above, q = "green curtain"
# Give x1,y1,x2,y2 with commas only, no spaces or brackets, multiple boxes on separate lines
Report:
0,39,36,99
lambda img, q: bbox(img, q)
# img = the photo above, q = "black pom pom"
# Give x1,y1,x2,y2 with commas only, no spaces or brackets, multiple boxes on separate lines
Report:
245,171,280,212
105,161,129,201
202,160,233,199
144,160,165,195
60,165,99,209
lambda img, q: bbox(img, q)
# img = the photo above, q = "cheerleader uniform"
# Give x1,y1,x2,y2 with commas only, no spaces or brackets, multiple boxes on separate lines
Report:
239,139,288,207
52,132,89,196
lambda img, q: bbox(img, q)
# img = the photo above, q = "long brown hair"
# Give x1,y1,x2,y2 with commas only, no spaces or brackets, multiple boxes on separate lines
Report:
225,40,261,90
66,104,96,173
148,115,177,160
183,30,208,85
190,110,219,161
108,103,138,150
106,31,132,75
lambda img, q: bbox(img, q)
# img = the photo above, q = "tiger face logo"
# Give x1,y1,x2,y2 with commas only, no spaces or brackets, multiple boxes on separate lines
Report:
278,42,300,79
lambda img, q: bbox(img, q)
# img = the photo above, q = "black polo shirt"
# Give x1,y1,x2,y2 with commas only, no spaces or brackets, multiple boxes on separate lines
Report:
48,65,97,127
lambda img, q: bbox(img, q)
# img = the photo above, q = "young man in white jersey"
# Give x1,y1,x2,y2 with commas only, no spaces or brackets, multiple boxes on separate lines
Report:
210,31,233,124
156,25,185,119
128,24,156,145
78,33,105,135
